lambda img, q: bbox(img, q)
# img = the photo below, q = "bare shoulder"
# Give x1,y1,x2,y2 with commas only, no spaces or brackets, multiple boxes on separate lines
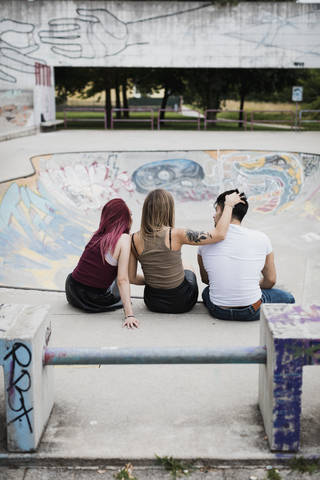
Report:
171,227,187,238
119,233,130,246
114,234,130,253
131,231,142,255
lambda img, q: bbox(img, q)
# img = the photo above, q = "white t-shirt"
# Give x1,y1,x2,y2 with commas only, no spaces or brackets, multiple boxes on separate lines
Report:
198,224,272,307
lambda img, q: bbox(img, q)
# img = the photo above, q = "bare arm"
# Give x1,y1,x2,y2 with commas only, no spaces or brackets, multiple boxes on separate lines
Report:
129,250,145,286
175,192,243,247
116,235,139,329
260,252,277,290
198,254,209,285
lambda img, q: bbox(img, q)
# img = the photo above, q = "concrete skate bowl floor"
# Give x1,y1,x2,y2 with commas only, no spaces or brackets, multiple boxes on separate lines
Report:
0,149,320,291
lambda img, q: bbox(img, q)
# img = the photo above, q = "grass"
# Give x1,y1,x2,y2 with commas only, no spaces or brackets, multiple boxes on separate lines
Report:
265,468,281,480
115,463,138,480
56,105,320,131
155,454,198,478
287,456,320,475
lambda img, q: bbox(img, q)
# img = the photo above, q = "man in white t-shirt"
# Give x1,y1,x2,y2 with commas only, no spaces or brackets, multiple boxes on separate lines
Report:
197,189,295,321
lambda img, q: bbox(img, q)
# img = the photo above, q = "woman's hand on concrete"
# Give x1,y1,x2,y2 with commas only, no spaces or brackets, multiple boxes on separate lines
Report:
122,316,140,330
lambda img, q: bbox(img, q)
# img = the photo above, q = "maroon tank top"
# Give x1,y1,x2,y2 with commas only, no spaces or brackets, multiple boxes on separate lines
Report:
72,233,118,289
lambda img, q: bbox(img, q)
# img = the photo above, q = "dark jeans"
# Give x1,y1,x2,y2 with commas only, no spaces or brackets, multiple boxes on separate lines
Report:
202,286,295,321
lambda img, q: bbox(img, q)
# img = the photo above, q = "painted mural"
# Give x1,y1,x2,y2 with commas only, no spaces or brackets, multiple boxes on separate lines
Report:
0,89,34,131
0,1,319,86
0,150,318,290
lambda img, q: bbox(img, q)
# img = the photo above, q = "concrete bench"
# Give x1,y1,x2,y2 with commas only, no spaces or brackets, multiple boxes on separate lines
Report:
259,303,320,451
1,303,319,453
0,304,54,452
40,120,64,132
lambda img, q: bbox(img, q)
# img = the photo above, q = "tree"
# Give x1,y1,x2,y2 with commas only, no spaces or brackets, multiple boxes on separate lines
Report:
134,68,185,120
55,67,134,128
227,69,305,127
299,69,320,114
54,67,92,103
183,68,234,120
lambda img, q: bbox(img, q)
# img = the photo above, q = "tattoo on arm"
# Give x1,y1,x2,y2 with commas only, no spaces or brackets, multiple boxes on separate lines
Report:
185,229,212,244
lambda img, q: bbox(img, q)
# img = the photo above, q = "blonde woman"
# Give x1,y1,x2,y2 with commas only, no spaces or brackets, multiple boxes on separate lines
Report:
130,188,244,314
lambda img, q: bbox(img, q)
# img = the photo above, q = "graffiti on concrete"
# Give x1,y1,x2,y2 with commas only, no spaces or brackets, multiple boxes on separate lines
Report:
0,152,135,289
4,342,33,433
0,150,317,289
300,154,320,178
0,104,33,128
0,19,43,83
229,152,303,214
201,150,304,214
131,158,216,202
0,4,210,82
1,3,320,83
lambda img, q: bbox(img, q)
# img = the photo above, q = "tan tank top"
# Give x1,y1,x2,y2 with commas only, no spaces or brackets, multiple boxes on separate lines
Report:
138,228,185,289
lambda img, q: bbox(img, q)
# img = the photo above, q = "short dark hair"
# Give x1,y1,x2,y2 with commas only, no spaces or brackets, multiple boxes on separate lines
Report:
215,189,248,222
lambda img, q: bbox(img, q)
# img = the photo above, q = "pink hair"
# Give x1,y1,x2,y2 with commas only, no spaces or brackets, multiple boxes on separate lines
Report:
92,198,131,262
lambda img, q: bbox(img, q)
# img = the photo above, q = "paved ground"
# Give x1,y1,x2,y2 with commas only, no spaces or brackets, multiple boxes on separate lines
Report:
2,465,320,480
0,130,320,470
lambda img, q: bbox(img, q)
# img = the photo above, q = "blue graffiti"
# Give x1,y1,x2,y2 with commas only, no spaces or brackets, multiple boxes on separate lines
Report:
0,180,89,287
233,153,303,214
131,158,216,202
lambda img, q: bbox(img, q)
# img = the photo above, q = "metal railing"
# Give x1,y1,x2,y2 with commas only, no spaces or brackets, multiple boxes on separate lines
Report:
111,108,154,130
251,110,294,131
299,110,320,131
157,109,201,131
64,108,107,129
44,346,267,365
204,110,247,131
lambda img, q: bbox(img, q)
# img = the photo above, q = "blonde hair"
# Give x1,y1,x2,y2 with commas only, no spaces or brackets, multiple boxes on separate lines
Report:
140,189,175,249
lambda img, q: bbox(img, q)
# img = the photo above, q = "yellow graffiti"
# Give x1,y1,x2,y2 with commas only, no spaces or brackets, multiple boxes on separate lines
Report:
276,201,294,214
21,247,79,289
300,200,320,221
295,168,302,185
239,157,265,169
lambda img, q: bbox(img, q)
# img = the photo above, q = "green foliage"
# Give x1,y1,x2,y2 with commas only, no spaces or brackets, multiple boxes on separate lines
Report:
299,69,320,114
287,456,320,475
115,470,137,480
55,67,134,102
265,468,281,480
155,455,198,478
115,463,138,480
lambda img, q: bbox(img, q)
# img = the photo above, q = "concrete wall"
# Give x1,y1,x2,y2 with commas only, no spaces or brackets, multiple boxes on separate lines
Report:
1,1,319,128
0,1,319,88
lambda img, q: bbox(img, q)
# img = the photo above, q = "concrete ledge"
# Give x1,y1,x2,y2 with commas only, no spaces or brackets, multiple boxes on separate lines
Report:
0,126,38,142
259,304,320,452
0,304,54,452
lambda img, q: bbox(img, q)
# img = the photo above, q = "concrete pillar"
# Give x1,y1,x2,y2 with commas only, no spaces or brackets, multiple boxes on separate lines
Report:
259,304,320,452
0,304,54,452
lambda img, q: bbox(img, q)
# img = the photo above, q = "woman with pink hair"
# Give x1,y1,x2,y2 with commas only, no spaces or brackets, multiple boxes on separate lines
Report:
65,198,139,329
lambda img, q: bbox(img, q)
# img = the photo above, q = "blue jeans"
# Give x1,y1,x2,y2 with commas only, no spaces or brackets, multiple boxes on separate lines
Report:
202,286,295,321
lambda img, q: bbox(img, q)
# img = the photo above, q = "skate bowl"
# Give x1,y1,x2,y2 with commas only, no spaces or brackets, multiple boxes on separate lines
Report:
0,149,319,302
